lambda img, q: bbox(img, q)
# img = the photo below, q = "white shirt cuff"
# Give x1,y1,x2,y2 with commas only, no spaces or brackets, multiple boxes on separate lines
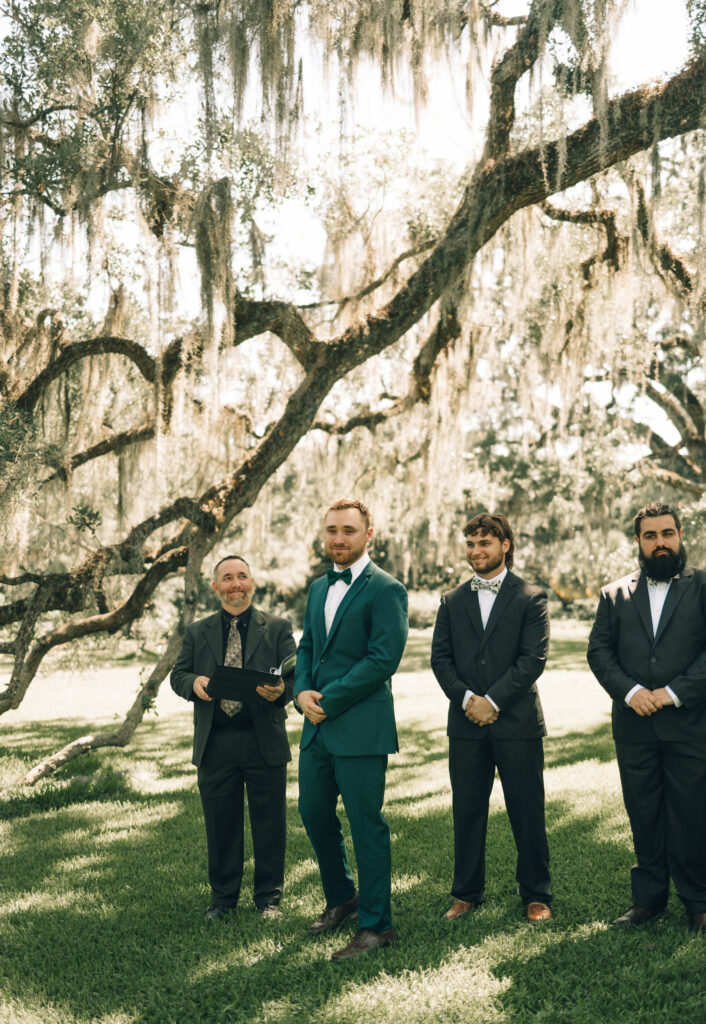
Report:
625,684,645,706
485,694,500,713
665,685,682,707
462,689,474,710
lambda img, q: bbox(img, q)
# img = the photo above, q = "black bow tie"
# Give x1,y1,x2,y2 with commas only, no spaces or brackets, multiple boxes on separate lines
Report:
327,567,352,586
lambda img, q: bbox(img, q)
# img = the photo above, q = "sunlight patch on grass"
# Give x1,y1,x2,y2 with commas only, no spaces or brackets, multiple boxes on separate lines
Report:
284,857,321,887
49,853,103,878
545,758,621,796
393,791,450,819
89,801,180,845
391,873,428,895
0,891,81,917
319,953,511,1024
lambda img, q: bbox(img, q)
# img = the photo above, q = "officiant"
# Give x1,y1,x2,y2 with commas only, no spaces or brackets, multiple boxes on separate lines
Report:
170,555,297,921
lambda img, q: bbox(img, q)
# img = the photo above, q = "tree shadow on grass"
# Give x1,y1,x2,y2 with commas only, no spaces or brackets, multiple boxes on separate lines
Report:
0,712,675,1024
1,786,656,1024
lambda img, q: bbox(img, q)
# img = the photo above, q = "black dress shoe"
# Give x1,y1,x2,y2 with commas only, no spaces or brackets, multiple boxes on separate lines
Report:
308,894,358,935
205,905,234,922
330,927,397,962
613,905,663,927
689,911,706,932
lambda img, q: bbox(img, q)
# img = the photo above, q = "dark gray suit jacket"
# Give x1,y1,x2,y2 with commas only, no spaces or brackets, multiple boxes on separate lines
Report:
431,571,549,740
587,566,706,743
170,606,297,766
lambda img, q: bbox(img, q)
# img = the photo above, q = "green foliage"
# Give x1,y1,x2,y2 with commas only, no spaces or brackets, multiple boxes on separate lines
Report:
68,501,102,536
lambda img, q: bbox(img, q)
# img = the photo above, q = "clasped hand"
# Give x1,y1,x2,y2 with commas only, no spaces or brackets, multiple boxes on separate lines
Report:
629,686,674,717
464,694,498,727
297,689,328,725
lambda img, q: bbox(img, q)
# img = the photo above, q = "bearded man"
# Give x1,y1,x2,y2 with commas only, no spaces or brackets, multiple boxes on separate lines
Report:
587,501,706,932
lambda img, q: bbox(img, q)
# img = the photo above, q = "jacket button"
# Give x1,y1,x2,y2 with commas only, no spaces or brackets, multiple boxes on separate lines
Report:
480,658,487,665
321,656,327,663
650,657,657,663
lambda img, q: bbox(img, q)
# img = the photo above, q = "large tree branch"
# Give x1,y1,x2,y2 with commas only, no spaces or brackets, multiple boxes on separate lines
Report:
15,336,183,411
485,0,559,158
41,423,157,484
233,296,322,368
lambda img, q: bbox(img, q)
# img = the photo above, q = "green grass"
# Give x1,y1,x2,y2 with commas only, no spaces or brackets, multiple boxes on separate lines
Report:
1,625,704,1024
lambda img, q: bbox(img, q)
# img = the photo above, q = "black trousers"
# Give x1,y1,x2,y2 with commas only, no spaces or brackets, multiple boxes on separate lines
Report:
449,734,552,905
616,739,706,914
197,727,287,909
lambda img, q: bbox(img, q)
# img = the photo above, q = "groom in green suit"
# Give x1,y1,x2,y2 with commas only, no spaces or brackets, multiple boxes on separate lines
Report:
295,499,408,962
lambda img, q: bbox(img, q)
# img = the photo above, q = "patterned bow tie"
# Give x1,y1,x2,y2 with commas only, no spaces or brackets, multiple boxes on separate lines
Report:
470,575,502,594
327,567,352,586
646,576,674,587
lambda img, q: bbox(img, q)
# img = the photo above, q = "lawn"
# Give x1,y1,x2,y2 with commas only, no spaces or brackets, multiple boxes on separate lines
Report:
1,621,704,1024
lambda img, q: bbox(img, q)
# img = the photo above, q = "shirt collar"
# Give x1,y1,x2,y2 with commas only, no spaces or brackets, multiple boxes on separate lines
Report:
221,604,252,626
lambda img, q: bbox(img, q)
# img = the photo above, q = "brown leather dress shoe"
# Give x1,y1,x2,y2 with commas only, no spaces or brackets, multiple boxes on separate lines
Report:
443,900,475,921
308,894,358,935
330,927,397,962
613,905,663,926
526,901,552,922
689,911,706,932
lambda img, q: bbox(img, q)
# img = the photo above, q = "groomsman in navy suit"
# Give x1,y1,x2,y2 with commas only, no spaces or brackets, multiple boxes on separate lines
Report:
431,512,552,922
588,501,706,931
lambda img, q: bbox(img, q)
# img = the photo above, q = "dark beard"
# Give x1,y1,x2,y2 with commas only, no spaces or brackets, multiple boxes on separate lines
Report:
638,542,687,581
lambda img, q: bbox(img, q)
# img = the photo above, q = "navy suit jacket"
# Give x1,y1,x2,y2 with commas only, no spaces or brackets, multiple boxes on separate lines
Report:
587,566,706,743
431,571,549,740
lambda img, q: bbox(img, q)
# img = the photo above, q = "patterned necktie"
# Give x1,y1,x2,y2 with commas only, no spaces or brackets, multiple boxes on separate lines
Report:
221,617,243,717
327,567,352,586
470,575,502,595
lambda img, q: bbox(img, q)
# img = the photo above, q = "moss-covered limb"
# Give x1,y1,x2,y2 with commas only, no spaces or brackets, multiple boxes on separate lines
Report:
299,240,438,312
233,294,322,368
634,182,694,297
18,534,212,785
0,547,188,717
312,301,463,435
42,423,157,484
485,0,560,159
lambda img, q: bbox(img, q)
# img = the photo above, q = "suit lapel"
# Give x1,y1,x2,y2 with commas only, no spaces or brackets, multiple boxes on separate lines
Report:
203,612,222,665
481,573,518,647
630,572,654,642
460,581,483,638
323,562,374,650
655,568,694,643
244,606,266,665
310,576,327,653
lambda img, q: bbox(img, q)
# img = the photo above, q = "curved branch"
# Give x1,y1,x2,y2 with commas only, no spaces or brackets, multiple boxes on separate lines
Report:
233,296,321,368
300,240,437,312
42,423,156,484
485,0,558,158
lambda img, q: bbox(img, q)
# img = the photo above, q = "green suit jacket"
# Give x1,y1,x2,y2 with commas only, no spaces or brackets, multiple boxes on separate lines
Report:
294,560,408,755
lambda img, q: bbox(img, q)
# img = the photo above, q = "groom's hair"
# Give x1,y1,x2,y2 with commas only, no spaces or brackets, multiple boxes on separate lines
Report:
463,512,514,570
326,499,372,531
633,501,681,537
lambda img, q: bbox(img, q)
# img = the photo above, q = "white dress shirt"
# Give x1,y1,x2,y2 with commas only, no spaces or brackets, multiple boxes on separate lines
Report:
324,552,370,635
624,577,681,708
462,567,508,713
